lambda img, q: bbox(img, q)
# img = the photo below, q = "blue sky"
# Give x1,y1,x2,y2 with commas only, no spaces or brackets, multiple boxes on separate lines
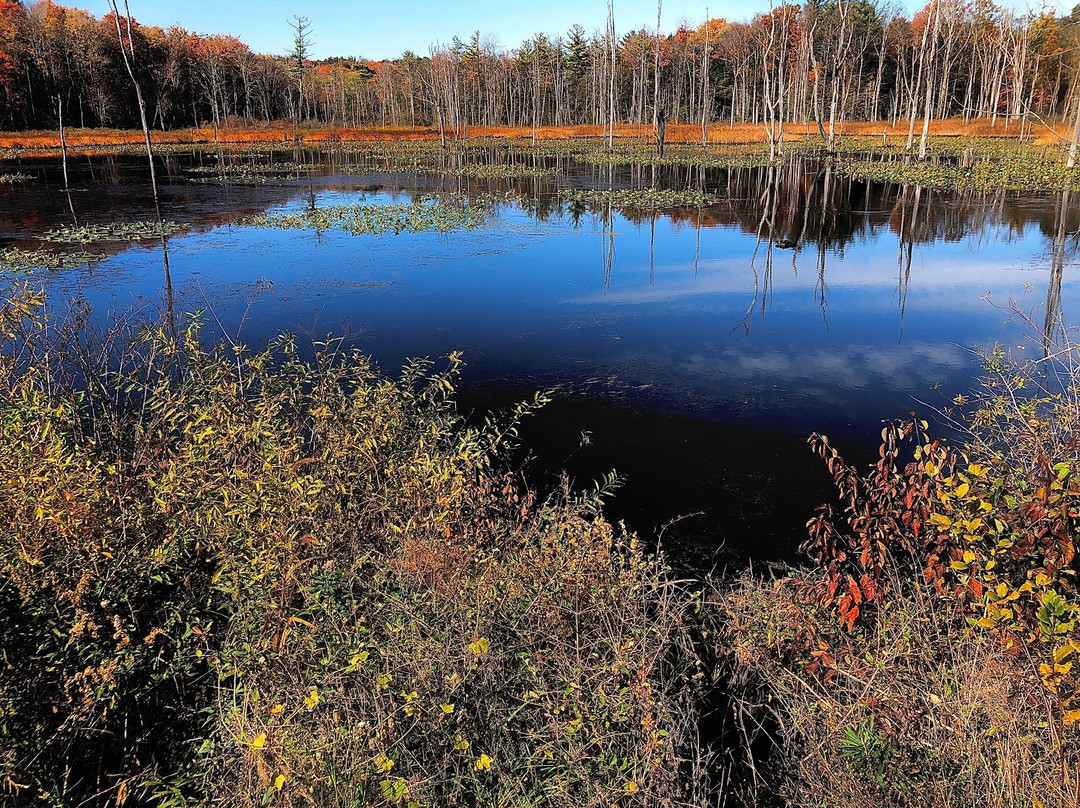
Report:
100,0,1062,61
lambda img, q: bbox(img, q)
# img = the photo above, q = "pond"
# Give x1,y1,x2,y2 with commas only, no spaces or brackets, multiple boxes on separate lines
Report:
2,147,1078,567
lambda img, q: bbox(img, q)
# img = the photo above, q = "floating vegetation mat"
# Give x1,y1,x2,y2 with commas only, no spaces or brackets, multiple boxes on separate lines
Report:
187,161,313,175
188,171,277,185
437,163,556,179
834,153,1080,192
562,188,719,208
247,195,490,236
0,247,105,273
0,172,33,183
45,220,186,244
341,160,555,180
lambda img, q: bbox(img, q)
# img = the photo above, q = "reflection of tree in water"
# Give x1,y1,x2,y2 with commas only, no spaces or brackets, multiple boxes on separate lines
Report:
1044,188,1078,358
895,184,922,343
567,157,1080,339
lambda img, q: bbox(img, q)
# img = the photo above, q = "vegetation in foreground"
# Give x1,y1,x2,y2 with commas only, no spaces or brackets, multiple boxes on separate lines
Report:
0,285,712,807
4,282,1080,807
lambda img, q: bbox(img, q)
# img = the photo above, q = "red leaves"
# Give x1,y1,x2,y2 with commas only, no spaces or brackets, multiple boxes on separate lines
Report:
803,421,958,632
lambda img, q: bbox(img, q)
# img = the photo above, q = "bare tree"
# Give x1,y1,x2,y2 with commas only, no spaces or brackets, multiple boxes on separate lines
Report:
106,0,159,210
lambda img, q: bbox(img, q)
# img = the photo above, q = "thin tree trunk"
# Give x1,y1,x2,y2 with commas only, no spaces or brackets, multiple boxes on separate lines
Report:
108,0,160,212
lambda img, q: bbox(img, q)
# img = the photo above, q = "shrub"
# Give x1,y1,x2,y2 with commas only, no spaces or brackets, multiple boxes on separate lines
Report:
0,285,712,807
719,308,1080,807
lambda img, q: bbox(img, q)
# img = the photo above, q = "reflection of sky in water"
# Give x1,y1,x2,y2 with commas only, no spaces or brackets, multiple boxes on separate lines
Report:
29,180,1080,446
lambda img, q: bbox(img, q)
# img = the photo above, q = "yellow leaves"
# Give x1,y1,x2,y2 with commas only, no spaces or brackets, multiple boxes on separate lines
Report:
928,693,943,705
250,732,267,750
955,482,970,499
468,637,490,655
474,753,493,771
453,735,470,751
1065,710,1080,727
274,774,286,790
374,752,395,774
270,703,284,715
348,650,370,669
304,688,321,711
624,780,639,793
967,463,988,478
440,703,455,714
929,513,952,528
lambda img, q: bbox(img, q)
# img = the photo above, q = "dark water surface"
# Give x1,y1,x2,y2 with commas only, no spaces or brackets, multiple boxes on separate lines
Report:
3,149,1078,566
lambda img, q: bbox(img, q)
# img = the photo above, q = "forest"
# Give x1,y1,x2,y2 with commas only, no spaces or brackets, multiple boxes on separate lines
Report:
3,0,1080,147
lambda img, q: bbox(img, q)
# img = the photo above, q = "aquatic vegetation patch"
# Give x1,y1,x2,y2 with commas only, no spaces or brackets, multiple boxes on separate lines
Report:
563,187,719,208
0,247,105,273
188,171,277,185
45,220,186,244
247,195,490,235
438,162,556,179
186,161,313,175
835,151,1080,192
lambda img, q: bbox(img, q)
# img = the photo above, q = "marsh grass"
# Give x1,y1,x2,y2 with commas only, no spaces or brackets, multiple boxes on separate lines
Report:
720,564,1073,808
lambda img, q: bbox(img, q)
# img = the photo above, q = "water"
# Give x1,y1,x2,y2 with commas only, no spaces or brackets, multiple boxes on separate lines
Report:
3,149,1078,565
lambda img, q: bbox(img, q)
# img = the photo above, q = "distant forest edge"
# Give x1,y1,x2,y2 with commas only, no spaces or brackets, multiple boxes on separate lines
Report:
4,0,1080,149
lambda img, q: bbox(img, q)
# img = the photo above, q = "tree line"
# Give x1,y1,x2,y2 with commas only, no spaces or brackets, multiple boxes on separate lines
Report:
3,0,1080,145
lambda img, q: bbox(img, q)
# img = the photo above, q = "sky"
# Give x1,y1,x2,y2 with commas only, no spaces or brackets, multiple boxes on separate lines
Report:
90,0,1069,61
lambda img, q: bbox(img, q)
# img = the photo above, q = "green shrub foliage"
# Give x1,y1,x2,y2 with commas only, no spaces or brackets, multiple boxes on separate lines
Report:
0,286,708,807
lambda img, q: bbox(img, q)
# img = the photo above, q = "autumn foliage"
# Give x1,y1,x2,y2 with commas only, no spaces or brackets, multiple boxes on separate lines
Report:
0,285,712,807
721,311,1080,806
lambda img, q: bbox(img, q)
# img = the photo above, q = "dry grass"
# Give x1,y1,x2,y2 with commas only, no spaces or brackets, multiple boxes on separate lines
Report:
718,567,1075,808
0,118,1069,158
